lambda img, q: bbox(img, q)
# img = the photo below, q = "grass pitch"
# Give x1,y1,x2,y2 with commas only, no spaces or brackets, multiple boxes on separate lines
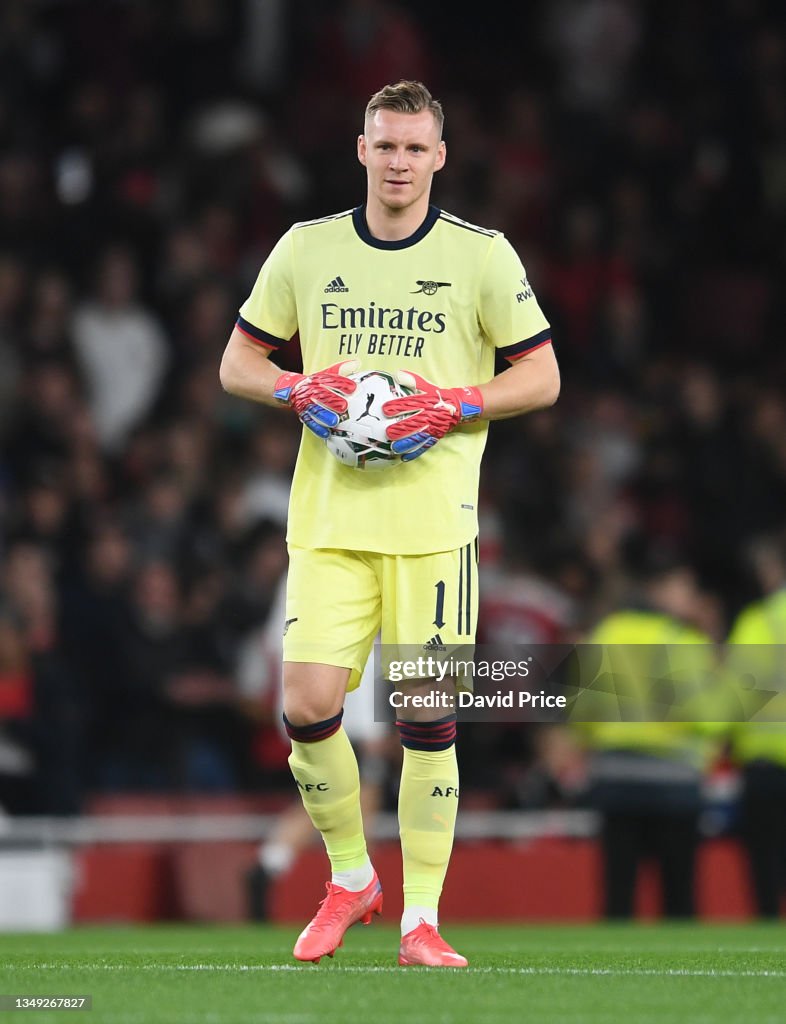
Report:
1,922,785,1023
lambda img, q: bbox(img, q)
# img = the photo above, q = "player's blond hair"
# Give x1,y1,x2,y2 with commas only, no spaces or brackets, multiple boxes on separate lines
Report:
365,81,444,137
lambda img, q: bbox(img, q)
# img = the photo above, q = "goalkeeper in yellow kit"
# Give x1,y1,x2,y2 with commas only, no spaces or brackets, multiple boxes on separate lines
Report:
220,80,559,966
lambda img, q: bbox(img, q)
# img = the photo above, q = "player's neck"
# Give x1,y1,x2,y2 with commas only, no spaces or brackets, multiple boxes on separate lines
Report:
364,197,432,242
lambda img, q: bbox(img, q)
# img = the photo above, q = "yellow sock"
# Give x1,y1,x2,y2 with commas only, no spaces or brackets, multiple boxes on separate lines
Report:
398,744,459,911
288,726,368,874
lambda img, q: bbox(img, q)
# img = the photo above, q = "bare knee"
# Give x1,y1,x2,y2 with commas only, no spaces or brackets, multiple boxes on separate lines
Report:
282,662,350,726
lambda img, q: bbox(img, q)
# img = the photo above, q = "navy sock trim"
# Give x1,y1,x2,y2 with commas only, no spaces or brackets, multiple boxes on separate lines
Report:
284,709,343,743
396,714,457,751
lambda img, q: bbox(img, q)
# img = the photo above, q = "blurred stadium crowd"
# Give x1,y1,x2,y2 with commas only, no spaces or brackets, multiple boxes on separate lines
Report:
0,0,785,815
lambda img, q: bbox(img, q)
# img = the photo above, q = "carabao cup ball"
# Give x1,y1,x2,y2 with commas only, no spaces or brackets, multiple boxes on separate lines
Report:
325,369,414,471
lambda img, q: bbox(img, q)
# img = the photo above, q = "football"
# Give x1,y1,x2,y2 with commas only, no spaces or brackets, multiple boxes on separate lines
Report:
325,369,414,471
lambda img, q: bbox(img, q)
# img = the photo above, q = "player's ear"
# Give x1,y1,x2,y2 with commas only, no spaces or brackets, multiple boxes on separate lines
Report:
358,134,367,167
434,140,446,173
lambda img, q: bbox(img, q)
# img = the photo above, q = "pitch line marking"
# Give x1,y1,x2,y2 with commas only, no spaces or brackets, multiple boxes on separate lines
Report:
17,963,786,979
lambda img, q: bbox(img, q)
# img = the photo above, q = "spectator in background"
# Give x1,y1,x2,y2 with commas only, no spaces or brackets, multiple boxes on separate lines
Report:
71,245,168,453
170,565,252,792
544,202,621,364
316,0,433,102
61,402,112,515
298,0,434,126
726,529,786,918
60,523,134,790
0,152,50,262
174,280,237,377
489,90,553,246
0,607,34,813
4,360,82,488
1,542,84,813
98,559,187,790
188,471,253,576
125,471,193,566
8,471,82,586
99,557,251,792
0,252,28,339
23,270,76,366
0,255,23,440
473,536,581,808
160,417,214,502
560,552,723,919
240,416,298,529
544,0,642,117
217,522,288,655
0,337,20,444
157,223,211,323
478,536,578,647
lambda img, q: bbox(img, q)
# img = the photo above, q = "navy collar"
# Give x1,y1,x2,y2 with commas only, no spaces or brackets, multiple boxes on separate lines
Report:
352,204,440,250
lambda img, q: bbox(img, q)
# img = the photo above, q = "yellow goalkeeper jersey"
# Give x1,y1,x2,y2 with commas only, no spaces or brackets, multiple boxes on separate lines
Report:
238,205,551,554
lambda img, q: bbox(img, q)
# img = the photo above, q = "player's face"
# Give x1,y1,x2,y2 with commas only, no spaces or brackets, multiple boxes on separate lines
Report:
358,110,446,213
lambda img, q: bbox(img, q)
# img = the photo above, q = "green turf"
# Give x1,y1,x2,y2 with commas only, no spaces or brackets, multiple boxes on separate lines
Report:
1,922,785,1023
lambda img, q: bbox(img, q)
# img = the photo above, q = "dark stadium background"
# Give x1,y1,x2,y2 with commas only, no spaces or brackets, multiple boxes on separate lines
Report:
0,0,784,923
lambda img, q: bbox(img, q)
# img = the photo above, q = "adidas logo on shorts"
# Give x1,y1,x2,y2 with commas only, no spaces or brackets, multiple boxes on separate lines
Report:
423,634,447,651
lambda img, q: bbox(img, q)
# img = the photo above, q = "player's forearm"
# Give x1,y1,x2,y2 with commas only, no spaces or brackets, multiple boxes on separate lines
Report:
219,327,283,406
478,344,560,421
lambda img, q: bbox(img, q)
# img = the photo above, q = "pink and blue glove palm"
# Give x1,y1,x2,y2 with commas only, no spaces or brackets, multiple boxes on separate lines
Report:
273,359,358,439
382,370,484,461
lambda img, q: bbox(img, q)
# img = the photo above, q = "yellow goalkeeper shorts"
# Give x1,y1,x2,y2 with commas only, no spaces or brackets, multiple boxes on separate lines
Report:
282,543,478,690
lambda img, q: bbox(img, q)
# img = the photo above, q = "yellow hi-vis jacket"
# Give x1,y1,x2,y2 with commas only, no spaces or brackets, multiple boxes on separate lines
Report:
726,588,786,768
573,609,722,772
